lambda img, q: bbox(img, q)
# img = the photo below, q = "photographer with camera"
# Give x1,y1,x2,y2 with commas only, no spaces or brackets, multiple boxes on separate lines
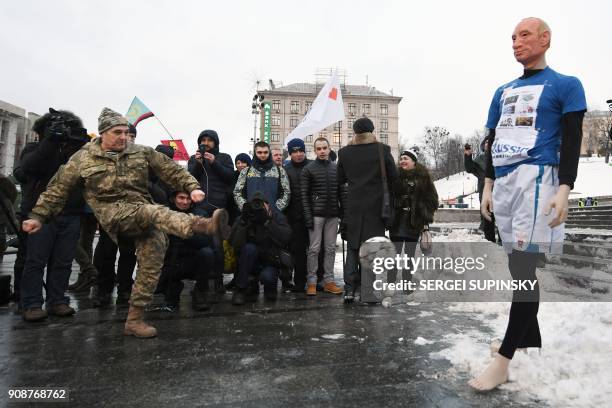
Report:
229,192,292,305
188,129,234,300
19,109,90,322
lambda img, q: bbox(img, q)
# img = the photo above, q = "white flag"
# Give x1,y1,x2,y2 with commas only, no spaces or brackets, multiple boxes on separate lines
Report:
284,70,345,144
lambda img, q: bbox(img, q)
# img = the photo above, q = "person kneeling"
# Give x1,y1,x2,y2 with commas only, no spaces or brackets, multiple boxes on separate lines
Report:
162,191,215,311
230,192,291,305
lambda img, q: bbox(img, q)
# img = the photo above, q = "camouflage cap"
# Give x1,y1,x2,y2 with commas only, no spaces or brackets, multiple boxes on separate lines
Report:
98,107,129,134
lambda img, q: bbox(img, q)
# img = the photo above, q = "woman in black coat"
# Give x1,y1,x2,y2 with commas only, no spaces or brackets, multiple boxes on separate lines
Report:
388,150,438,285
337,118,398,301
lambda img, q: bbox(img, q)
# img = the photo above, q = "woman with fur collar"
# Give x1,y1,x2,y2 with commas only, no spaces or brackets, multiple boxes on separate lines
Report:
388,150,438,285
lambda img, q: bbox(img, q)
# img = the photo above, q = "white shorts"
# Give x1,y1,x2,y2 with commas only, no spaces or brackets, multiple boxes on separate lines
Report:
493,164,564,254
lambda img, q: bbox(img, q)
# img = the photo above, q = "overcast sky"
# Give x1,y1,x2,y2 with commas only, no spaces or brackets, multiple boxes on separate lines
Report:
1,0,610,160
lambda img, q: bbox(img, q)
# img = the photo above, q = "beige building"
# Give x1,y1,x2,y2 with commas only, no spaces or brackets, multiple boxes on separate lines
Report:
260,80,402,159
0,100,40,176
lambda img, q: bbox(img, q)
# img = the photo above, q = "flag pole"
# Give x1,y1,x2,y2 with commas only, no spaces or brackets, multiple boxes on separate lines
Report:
153,116,175,140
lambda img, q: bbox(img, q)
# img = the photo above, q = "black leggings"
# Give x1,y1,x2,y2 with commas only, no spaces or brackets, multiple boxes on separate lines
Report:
498,250,541,359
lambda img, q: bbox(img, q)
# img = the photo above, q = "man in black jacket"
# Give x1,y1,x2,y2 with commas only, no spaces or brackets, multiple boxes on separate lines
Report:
188,129,234,298
301,137,343,296
283,138,311,292
161,191,215,311
337,117,398,302
19,109,89,321
229,192,292,305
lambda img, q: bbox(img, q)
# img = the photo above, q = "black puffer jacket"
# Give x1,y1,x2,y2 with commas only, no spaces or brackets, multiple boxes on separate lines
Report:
283,158,311,223
300,158,341,228
187,130,234,209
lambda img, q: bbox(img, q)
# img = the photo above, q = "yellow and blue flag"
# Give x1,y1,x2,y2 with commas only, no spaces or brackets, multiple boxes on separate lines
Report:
126,96,154,126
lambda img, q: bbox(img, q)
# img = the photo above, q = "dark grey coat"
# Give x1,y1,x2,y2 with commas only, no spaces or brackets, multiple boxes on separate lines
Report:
337,134,398,249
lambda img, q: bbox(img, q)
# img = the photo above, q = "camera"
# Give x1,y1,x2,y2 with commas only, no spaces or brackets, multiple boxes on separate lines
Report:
47,109,89,143
242,198,268,224
198,144,208,155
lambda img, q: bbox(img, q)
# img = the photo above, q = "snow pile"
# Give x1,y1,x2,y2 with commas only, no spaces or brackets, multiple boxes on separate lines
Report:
434,171,479,202
572,157,612,199
432,302,612,407
434,157,612,205
414,337,435,345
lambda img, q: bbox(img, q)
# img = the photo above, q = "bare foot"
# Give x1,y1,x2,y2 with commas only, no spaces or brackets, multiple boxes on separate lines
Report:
468,354,510,391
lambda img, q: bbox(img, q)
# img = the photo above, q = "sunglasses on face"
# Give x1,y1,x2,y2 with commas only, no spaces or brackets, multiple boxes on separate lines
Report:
291,147,305,152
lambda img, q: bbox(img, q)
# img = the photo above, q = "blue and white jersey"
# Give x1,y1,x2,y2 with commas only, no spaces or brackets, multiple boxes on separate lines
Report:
486,67,586,178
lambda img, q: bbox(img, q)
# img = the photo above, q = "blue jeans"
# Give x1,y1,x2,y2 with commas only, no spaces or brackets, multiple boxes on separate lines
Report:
20,215,80,310
236,243,279,293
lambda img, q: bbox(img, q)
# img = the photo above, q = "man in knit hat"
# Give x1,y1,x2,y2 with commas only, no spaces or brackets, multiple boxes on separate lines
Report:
22,107,231,338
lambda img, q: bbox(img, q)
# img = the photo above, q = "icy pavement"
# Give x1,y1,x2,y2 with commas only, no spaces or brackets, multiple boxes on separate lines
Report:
0,230,610,406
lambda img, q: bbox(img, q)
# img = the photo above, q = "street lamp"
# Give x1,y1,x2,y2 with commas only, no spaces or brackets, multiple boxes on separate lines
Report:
250,93,265,154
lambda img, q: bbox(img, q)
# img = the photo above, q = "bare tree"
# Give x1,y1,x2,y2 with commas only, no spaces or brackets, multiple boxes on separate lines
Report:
422,126,450,173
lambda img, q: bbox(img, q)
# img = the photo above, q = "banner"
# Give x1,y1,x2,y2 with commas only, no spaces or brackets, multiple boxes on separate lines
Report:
284,70,345,144
160,139,190,161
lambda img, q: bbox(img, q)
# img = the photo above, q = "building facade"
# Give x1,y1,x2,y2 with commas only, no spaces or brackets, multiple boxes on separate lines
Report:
0,100,39,176
260,81,402,159
582,110,612,156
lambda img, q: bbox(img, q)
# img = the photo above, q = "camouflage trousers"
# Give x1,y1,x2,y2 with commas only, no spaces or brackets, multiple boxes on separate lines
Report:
113,204,197,307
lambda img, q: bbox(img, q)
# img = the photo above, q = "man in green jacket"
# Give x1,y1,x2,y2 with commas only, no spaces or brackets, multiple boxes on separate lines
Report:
22,107,230,338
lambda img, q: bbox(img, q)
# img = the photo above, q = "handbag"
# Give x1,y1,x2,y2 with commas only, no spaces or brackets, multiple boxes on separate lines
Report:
419,227,433,256
377,143,394,229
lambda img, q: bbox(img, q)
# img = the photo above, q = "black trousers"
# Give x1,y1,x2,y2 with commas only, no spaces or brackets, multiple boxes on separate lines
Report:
93,228,137,295
498,250,541,359
387,237,418,284
289,222,309,290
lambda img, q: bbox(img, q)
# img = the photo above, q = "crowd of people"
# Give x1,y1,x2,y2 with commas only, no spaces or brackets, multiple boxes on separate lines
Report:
0,16,587,394
3,108,439,337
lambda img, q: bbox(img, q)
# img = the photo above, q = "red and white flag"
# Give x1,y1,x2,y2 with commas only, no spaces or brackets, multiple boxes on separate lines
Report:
284,70,345,144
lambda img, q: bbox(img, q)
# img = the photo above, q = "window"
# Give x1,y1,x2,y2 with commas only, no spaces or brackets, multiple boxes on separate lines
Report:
362,104,371,115
305,135,313,142
380,134,388,144
381,119,388,131
305,101,313,112
290,100,300,114
333,121,342,130
333,134,341,145
348,103,356,115
0,120,8,143
347,119,354,130
271,132,280,142
380,104,388,116
290,116,299,128
272,100,281,111
271,116,281,127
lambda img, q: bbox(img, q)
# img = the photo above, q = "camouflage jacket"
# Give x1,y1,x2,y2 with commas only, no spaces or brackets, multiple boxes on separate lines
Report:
29,138,200,232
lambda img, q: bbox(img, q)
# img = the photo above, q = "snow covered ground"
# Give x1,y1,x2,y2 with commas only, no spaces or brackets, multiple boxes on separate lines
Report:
572,156,612,199
434,156,612,208
426,230,612,407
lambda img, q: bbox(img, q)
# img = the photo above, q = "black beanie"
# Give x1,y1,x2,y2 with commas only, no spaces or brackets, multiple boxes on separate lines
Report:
155,144,175,159
353,117,374,134
401,149,418,163
128,124,137,136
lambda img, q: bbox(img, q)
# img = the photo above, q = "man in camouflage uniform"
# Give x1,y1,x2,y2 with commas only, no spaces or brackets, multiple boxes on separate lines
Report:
22,108,230,338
